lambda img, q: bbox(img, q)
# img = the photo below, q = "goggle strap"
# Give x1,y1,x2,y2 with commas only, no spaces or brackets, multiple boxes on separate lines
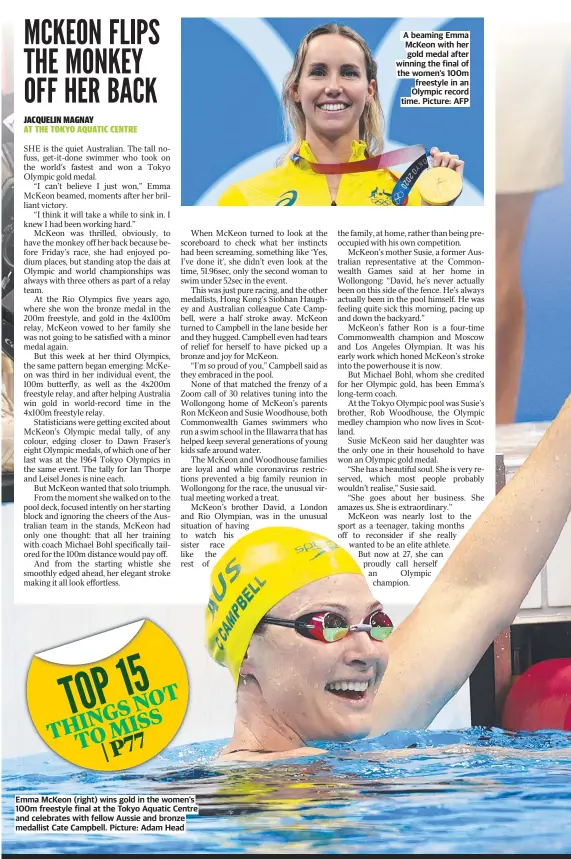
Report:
262,616,298,630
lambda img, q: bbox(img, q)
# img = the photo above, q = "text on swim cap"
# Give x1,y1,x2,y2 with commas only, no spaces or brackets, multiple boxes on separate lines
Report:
207,558,241,618
294,539,340,560
214,576,268,652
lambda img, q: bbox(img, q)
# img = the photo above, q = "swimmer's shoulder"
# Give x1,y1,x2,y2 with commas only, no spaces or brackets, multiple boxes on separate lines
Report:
217,162,295,207
216,746,328,763
217,184,249,206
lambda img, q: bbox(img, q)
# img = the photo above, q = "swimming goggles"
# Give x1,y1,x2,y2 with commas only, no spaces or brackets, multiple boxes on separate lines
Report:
260,609,393,643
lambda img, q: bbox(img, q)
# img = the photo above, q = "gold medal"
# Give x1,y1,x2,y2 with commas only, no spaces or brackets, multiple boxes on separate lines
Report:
416,166,463,206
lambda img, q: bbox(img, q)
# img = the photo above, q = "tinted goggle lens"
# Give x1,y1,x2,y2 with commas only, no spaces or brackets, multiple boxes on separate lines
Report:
322,612,349,643
297,610,393,642
366,609,394,641
294,612,347,642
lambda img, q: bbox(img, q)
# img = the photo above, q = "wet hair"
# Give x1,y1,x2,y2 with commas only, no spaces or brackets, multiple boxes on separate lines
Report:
282,23,385,156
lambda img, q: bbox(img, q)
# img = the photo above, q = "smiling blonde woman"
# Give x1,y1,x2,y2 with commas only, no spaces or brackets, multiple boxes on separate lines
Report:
217,23,464,207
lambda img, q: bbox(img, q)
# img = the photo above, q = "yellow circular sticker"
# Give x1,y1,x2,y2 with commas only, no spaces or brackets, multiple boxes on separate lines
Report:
26,620,189,771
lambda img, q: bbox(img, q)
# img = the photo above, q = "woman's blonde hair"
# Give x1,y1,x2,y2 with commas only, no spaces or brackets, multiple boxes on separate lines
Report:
282,23,385,157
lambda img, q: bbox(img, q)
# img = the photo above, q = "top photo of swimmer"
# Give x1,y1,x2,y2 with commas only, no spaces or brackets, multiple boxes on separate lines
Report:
181,18,483,207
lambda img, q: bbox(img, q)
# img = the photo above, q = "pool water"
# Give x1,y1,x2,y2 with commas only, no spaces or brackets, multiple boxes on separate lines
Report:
4,728,571,854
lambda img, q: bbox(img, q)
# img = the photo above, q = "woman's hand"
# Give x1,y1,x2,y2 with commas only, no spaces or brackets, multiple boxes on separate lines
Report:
430,147,464,177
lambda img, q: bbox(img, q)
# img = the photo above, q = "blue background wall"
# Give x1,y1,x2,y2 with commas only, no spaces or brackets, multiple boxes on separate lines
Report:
517,70,571,422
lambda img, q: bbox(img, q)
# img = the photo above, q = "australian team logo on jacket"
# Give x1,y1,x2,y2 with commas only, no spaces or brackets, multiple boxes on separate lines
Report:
369,187,396,206
369,186,412,206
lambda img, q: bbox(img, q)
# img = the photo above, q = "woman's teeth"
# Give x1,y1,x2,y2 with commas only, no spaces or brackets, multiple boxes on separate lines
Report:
318,103,349,111
326,680,372,692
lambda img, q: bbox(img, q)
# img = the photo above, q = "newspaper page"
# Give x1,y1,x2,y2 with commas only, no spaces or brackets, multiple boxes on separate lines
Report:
3,2,571,855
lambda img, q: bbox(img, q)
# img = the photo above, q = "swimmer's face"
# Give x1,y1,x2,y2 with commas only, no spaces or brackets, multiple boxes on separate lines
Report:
292,34,375,143
242,574,389,742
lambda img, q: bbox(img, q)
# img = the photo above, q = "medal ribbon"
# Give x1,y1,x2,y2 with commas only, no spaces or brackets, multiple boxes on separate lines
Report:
294,144,431,206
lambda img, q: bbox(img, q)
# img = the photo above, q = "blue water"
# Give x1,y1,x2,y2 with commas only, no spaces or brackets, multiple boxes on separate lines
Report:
4,729,571,854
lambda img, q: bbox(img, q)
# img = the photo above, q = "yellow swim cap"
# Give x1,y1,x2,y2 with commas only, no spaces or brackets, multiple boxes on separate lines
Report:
205,526,363,684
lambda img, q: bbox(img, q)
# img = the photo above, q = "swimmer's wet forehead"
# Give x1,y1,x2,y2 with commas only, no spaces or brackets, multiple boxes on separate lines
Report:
271,576,381,619
283,599,383,616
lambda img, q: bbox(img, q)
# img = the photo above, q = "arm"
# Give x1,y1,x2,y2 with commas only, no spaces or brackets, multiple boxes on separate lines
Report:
373,395,571,730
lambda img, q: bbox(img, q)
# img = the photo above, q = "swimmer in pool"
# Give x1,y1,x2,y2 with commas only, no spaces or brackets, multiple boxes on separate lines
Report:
217,23,464,207
206,395,571,761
